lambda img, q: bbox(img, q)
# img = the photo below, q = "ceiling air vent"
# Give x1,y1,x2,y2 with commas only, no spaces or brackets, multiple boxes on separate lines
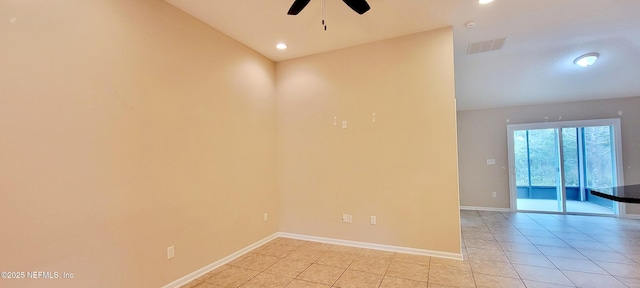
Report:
466,37,508,55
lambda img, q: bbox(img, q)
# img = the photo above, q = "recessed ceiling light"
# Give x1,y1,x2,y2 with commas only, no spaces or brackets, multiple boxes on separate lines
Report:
479,0,494,4
464,20,477,28
574,53,599,67
276,43,287,50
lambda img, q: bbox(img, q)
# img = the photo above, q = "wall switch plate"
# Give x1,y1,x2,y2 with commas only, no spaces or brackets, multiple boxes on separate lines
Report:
371,216,377,225
492,192,497,197
486,159,496,165
263,213,268,222
342,214,352,223
342,120,348,129
167,246,175,259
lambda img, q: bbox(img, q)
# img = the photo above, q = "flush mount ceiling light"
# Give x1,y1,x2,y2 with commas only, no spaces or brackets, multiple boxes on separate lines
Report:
276,43,288,50
574,52,599,67
479,0,494,4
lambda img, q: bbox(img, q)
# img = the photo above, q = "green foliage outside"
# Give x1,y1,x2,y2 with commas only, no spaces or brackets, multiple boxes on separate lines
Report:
514,126,614,189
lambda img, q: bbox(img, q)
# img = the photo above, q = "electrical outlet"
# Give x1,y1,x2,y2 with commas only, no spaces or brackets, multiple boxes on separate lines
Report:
371,216,377,225
167,246,175,259
264,213,268,222
342,214,352,223
492,192,497,197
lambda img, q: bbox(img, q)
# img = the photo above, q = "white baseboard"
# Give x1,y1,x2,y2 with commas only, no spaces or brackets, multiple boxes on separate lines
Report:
161,233,279,288
460,206,511,212
277,232,463,261
623,213,640,220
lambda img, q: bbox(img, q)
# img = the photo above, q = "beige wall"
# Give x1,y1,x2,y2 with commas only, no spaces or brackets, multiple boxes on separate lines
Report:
0,0,278,287
276,28,461,254
457,97,640,215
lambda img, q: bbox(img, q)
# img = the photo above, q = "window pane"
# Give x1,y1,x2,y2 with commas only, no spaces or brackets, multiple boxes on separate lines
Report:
528,129,558,186
584,126,615,189
562,128,579,187
514,130,529,186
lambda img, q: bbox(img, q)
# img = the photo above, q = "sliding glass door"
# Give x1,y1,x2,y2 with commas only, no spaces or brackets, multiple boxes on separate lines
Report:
507,119,623,215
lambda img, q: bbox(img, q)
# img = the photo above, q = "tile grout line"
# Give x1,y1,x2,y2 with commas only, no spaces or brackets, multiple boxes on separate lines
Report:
188,211,640,288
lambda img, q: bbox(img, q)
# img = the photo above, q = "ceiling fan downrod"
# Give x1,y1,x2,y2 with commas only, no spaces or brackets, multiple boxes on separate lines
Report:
322,0,327,30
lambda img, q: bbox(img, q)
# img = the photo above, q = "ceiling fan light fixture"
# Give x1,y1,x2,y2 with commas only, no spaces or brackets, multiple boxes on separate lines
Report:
276,43,288,50
574,52,599,67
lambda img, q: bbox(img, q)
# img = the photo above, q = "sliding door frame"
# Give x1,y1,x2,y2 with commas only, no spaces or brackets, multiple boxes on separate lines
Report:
507,118,625,216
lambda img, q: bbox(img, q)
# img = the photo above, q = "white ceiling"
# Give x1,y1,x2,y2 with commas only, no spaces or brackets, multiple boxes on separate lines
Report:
166,0,640,111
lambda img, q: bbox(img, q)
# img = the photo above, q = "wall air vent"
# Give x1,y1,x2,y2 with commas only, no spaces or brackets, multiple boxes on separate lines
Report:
466,37,508,55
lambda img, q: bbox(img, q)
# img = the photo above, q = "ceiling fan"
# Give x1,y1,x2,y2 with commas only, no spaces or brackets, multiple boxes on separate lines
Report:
287,0,371,15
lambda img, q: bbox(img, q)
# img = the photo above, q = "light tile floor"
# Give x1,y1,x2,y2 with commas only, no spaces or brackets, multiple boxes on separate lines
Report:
182,211,640,287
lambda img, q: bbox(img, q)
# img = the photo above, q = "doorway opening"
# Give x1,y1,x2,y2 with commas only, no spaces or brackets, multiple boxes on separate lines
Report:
507,119,624,215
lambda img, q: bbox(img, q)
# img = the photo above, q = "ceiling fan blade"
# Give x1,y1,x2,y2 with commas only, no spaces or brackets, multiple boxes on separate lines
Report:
288,0,312,15
342,0,370,14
